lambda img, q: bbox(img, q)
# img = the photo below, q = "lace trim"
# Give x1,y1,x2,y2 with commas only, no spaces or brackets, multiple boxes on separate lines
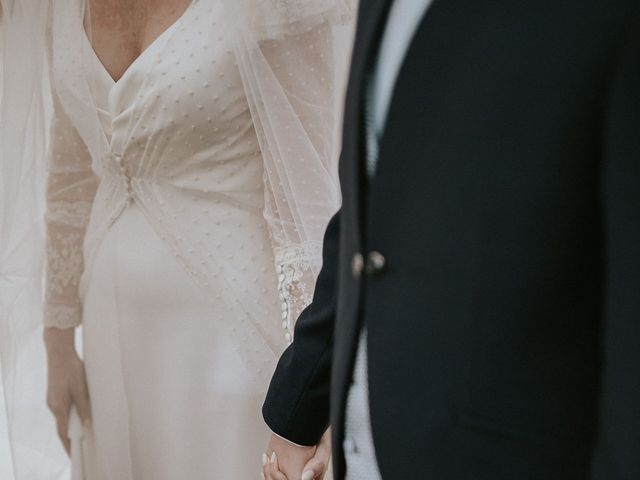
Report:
46,200,93,228
46,231,84,295
274,241,323,265
274,242,323,344
44,303,82,329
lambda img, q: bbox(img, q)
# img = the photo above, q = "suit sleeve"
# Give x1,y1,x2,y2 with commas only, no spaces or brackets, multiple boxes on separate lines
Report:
591,5,640,479
263,210,341,447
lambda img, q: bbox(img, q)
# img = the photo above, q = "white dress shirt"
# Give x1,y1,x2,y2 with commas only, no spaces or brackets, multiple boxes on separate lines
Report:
345,0,434,478
365,0,435,177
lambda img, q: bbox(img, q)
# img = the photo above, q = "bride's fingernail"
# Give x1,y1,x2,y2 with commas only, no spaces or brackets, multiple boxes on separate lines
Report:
270,452,277,464
262,453,269,466
302,470,315,480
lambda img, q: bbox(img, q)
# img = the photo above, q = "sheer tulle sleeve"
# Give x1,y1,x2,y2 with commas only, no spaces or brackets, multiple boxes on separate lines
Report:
43,84,99,329
227,1,353,342
248,0,355,41
260,25,341,341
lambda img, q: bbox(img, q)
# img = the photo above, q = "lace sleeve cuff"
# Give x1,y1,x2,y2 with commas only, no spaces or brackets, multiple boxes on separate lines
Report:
44,303,82,329
274,242,323,344
45,224,87,329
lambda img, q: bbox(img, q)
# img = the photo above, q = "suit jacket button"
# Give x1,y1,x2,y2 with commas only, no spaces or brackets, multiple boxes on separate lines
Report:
351,253,364,278
366,251,386,275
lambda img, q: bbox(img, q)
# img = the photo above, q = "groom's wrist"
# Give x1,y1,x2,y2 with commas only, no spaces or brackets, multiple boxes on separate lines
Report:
263,403,328,447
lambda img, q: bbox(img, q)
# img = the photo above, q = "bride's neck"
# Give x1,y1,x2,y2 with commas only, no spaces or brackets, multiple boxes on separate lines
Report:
84,0,192,82
85,0,191,40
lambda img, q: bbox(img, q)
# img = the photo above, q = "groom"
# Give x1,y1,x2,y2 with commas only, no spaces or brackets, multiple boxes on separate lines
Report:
263,0,640,478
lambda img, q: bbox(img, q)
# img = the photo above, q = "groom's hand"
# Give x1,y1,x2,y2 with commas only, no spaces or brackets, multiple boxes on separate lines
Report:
263,434,314,480
263,430,331,480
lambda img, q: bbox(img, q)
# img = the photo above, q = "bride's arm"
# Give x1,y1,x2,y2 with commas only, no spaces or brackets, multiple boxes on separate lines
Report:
43,44,99,452
44,93,99,330
255,22,344,342
238,13,349,478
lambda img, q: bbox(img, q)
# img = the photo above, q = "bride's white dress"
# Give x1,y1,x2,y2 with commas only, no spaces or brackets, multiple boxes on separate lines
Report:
42,0,349,477
79,205,268,479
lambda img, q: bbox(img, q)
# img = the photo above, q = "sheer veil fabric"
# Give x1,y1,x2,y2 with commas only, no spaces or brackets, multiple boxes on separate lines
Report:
0,1,62,478
0,0,355,477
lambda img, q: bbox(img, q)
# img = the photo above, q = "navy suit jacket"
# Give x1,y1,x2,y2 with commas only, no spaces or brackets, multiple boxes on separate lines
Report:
264,1,640,478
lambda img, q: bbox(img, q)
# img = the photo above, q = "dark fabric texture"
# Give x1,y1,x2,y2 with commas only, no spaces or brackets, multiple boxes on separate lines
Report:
263,0,640,478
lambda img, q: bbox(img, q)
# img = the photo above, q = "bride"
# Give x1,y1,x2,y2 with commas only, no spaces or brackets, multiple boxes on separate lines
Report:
0,0,353,478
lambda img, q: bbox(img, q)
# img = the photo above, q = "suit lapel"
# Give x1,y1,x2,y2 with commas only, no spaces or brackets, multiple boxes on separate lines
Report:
350,0,395,85
340,0,394,247
332,2,395,478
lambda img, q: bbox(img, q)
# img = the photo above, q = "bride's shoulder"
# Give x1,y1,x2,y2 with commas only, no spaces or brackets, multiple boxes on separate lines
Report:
221,0,355,39
46,0,84,30
251,0,356,21
48,0,84,17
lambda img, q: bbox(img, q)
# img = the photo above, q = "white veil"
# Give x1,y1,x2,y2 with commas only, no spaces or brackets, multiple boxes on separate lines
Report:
0,0,70,478
0,0,355,478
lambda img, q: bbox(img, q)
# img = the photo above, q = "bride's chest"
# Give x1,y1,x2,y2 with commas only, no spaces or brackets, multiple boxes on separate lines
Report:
51,0,252,155
85,0,194,83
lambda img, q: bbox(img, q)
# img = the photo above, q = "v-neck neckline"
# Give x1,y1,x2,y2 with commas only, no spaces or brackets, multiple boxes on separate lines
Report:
82,0,196,87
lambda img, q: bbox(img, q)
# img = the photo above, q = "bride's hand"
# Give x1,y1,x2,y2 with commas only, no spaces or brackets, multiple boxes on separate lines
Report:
263,429,331,480
44,326,91,455
298,429,332,480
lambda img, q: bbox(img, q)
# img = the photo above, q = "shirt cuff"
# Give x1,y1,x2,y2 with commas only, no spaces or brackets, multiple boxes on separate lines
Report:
270,429,307,448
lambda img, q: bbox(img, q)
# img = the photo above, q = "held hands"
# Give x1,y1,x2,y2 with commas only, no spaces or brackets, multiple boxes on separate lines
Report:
262,429,332,480
44,326,92,456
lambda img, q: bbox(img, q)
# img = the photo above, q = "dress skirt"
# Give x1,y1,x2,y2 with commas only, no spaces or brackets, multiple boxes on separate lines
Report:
71,202,270,479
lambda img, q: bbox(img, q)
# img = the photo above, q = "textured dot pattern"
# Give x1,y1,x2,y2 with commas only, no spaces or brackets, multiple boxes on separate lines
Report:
46,0,346,378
